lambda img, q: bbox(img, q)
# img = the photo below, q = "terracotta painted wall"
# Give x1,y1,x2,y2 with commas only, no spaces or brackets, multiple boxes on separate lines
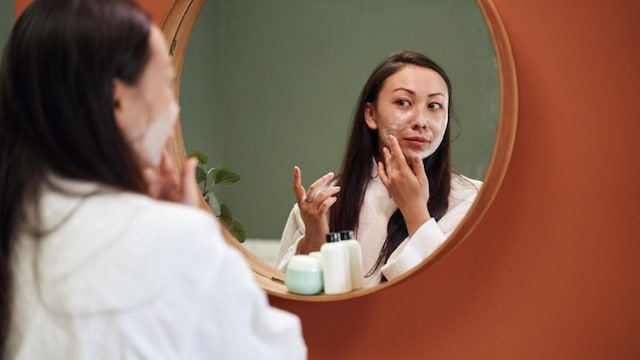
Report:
15,0,640,359
16,0,171,24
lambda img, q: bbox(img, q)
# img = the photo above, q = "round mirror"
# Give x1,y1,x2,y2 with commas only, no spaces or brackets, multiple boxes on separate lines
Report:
161,0,517,300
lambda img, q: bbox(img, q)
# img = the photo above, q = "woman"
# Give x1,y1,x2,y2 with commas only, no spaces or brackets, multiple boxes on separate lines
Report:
0,0,305,358
275,51,481,288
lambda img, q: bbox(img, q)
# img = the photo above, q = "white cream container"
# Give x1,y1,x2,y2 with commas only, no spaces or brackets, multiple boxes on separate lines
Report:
285,255,323,295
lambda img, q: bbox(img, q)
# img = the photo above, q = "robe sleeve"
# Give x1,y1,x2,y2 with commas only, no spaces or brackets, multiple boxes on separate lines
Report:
186,239,307,360
381,176,481,281
274,204,306,272
143,208,307,359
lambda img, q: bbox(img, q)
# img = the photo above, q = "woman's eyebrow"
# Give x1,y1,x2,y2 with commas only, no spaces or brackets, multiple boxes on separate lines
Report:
392,88,446,98
392,87,415,94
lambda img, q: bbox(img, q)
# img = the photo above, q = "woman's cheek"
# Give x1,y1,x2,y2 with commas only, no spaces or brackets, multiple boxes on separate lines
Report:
387,112,415,135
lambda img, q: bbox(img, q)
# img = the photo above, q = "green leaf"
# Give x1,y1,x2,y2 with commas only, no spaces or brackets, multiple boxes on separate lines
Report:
205,193,221,216
188,150,208,165
229,220,246,243
195,165,207,184
211,166,240,185
188,150,244,244
219,203,233,227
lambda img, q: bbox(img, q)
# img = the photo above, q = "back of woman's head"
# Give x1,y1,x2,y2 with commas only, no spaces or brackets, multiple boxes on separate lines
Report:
1,0,151,183
0,0,151,351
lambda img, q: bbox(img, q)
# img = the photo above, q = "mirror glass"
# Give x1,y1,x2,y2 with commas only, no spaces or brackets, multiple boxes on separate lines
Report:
179,0,499,269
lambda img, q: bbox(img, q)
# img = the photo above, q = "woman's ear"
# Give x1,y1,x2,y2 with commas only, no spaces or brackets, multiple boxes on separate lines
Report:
364,102,378,130
112,78,143,138
112,78,128,132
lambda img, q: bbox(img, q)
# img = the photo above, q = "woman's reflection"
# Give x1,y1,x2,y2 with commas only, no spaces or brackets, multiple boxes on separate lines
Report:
275,51,481,287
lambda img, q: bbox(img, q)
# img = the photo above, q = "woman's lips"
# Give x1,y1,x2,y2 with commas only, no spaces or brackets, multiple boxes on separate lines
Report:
404,136,429,148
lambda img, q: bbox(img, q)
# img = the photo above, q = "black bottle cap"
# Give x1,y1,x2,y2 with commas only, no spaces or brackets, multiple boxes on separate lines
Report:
339,230,354,240
326,232,340,243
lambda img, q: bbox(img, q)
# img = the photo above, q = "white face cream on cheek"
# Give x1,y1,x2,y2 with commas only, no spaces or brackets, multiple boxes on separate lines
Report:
130,102,180,166
379,124,400,145
416,118,447,159
379,115,448,159
378,112,413,147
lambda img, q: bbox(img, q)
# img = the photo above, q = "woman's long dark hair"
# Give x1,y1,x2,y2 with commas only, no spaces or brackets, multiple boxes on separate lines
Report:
329,51,452,278
0,0,152,351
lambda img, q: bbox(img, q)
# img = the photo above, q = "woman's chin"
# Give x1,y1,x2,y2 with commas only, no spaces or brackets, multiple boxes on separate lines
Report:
401,148,426,161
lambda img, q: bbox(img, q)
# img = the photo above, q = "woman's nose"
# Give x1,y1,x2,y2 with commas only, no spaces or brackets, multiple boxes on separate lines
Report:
412,111,430,130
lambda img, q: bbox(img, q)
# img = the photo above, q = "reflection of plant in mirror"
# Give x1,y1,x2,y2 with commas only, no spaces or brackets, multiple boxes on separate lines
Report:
189,150,246,243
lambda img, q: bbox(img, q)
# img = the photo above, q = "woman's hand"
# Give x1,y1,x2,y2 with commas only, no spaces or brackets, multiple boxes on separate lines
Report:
292,166,340,254
377,134,431,236
143,151,201,208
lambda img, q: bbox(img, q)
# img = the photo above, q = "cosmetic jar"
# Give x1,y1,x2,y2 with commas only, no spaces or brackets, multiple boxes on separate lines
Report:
285,255,323,295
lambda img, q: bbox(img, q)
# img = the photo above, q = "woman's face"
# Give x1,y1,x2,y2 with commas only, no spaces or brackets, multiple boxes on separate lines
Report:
365,64,449,163
113,25,178,167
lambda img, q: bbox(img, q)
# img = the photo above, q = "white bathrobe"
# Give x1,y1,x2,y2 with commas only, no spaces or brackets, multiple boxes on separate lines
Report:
275,169,481,288
6,177,306,360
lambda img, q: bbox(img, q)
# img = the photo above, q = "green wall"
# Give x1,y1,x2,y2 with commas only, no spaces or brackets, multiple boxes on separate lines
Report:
180,0,499,239
0,2,15,52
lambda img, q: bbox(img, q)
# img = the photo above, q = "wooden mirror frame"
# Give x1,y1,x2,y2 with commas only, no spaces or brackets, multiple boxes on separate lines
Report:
159,0,518,301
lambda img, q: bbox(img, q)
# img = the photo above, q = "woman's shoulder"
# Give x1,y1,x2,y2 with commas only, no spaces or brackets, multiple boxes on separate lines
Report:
110,192,220,235
86,191,228,263
42,175,219,237
451,173,482,189
34,188,231,315
448,173,482,203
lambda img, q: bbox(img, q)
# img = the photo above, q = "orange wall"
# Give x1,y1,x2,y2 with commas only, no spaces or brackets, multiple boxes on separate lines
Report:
16,0,640,359
16,0,171,24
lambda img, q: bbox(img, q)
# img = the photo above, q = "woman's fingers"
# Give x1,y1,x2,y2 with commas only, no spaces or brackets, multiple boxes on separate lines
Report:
294,167,337,248
387,134,406,164
412,155,428,184
319,195,338,212
377,160,389,187
311,185,341,210
293,167,339,215
180,157,201,207
382,144,392,166
306,172,334,202
293,166,307,205
142,167,157,192
160,152,179,186
381,135,407,177
142,151,200,206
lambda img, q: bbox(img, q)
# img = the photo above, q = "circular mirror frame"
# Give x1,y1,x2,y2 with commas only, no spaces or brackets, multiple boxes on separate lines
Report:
160,0,518,301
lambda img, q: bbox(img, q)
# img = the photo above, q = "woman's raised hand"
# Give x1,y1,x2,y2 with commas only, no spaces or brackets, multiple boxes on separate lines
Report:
293,166,341,254
143,151,201,208
377,134,431,235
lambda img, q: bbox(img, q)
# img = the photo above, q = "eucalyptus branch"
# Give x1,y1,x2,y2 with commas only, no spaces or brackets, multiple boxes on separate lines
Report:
189,150,246,243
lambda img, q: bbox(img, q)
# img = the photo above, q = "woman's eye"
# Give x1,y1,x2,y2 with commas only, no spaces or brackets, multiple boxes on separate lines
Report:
428,102,443,110
396,99,411,107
